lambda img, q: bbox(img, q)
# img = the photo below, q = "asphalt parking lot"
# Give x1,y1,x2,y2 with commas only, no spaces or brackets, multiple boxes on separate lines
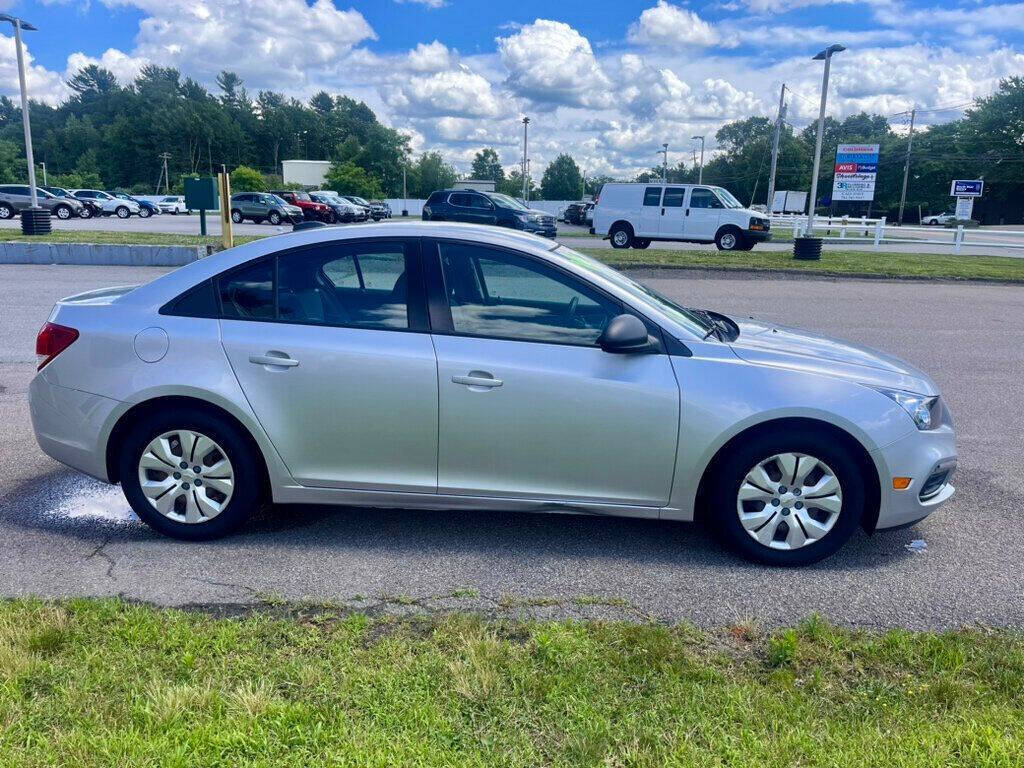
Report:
1,263,1022,629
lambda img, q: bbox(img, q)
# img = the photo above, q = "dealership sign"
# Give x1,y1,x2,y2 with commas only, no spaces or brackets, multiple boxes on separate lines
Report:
950,179,984,197
832,144,879,201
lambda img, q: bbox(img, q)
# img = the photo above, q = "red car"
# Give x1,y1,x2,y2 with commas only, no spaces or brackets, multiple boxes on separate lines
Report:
271,190,334,222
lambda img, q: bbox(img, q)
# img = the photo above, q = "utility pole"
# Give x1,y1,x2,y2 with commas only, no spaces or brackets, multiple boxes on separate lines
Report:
691,136,705,184
40,162,47,186
401,159,408,217
157,152,172,195
897,107,916,226
766,83,787,214
521,117,530,202
661,143,668,181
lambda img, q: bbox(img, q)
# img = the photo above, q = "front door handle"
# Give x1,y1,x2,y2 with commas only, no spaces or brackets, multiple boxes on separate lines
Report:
452,373,503,389
249,352,299,368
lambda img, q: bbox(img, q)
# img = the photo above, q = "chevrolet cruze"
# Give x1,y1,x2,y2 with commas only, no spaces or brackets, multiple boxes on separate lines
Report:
29,223,956,565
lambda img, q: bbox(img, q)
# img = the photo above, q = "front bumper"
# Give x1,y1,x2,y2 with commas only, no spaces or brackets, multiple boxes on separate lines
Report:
29,376,121,483
744,228,772,242
872,425,957,530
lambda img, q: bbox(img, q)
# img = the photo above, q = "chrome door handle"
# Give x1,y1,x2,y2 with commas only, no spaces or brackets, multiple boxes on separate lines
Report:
452,374,503,388
249,352,299,368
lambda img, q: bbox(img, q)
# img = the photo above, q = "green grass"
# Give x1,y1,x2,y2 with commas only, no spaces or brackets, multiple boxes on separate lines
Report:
583,247,1024,282
0,230,265,247
1,599,1022,766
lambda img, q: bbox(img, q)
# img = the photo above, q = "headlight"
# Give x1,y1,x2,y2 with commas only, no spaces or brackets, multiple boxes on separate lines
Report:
871,387,939,430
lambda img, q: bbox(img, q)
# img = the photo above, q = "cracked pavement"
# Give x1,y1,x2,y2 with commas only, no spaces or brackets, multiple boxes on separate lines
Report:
1,264,1022,629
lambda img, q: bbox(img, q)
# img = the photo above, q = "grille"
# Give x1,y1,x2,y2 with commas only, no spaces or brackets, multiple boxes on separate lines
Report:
918,470,949,501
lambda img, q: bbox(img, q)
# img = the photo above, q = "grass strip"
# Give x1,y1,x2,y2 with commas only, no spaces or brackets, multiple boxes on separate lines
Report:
1,598,1021,767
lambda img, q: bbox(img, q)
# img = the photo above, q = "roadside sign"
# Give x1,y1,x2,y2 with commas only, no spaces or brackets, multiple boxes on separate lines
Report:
950,179,983,197
832,144,879,201
955,197,974,220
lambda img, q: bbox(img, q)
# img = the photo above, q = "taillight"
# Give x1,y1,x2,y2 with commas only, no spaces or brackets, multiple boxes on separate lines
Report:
36,322,79,370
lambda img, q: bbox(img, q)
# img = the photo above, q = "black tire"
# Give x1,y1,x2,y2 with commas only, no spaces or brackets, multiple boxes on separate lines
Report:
609,223,633,249
138,207,152,218
632,238,651,250
231,209,243,224
268,211,282,225
715,227,744,251
0,203,13,220
119,408,263,541
172,210,179,215
115,205,131,219
78,206,93,219
710,427,865,566
55,204,73,220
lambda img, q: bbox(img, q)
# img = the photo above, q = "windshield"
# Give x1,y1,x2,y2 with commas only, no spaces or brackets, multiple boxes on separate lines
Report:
162,197,177,202
714,187,744,209
350,196,369,205
95,191,113,200
484,192,529,211
293,192,311,201
552,245,715,338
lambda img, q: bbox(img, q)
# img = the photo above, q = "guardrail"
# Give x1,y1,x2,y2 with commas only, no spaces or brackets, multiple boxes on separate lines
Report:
770,215,1024,254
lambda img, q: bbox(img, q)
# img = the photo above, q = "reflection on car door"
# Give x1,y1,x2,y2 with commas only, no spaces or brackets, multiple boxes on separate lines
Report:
218,239,439,492
428,240,680,507
685,188,724,241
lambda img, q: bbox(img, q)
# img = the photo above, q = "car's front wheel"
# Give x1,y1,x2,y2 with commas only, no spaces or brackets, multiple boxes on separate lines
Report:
268,211,282,225
138,207,152,218
78,206,93,218
0,203,13,219
54,204,73,220
711,428,865,565
115,206,131,219
715,227,744,251
119,410,263,541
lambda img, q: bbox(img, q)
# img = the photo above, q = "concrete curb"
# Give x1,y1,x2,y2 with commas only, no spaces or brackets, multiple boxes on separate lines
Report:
0,242,206,266
606,262,1024,285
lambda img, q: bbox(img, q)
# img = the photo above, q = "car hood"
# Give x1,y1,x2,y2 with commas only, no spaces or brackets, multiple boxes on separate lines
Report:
728,318,937,394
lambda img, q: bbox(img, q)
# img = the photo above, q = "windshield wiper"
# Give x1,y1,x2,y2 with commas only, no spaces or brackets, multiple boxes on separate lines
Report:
688,308,725,341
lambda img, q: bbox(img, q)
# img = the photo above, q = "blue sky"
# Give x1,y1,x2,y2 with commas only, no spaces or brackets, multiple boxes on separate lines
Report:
2,0,1022,174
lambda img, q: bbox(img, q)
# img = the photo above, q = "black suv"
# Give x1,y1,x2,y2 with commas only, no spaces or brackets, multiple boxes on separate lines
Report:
422,189,557,238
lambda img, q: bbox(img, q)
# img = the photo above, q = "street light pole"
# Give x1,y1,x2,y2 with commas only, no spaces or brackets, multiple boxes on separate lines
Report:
402,157,408,217
40,162,47,186
807,44,845,236
521,117,530,202
2,13,48,234
766,83,786,214
897,107,916,226
691,136,705,184
661,143,668,181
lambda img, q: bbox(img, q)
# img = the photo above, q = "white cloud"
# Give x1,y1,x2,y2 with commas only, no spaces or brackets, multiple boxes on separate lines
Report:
628,1,735,48
383,67,504,119
406,41,456,72
0,35,70,105
497,20,612,108
394,0,446,7
65,48,148,84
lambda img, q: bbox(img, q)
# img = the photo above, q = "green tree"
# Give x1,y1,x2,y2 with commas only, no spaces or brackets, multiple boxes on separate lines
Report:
0,139,26,183
540,154,583,200
408,152,457,197
230,165,266,191
470,147,505,185
325,160,383,198
498,170,536,199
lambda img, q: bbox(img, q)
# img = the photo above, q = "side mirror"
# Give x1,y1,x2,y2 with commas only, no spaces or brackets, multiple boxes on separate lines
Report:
598,314,653,354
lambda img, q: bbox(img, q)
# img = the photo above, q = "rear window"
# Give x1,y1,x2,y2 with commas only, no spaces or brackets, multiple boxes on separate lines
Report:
643,187,662,206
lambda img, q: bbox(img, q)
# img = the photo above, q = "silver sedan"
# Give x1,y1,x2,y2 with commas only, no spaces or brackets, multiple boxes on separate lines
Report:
29,223,956,565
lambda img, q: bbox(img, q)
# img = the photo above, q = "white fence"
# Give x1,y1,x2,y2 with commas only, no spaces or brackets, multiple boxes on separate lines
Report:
383,199,577,218
771,214,1024,254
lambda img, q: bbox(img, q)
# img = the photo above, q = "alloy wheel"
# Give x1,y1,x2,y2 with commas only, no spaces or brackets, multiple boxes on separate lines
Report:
612,229,629,247
720,232,737,250
735,452,842,550
56,206,72,220
137,429,235,524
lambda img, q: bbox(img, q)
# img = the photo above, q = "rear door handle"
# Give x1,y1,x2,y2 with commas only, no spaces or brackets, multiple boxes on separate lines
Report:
452,373,503,388
249,352,299,368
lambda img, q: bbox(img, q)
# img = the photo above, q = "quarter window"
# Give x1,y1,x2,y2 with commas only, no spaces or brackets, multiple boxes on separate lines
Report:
438,242,619,346
643,187,663,206
662,187,686,207
219,259,274,320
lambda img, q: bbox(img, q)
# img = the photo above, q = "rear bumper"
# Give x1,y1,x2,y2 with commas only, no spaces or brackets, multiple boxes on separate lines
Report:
29,376,121,483
872,425,957,530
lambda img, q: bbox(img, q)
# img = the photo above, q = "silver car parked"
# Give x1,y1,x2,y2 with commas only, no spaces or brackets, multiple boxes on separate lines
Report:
0,184,86,220
29,223,956,565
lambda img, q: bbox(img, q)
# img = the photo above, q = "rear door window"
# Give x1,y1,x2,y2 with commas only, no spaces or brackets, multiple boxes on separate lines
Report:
662,188,686,207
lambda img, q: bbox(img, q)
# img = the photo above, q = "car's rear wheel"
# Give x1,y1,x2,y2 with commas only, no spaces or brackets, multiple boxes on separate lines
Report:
609,223,633,249
268,211,282,225
55,205,73,220
115,205,131,219
0,204,13,219
632,238,651,249
119,410,263,540
711,428,865,565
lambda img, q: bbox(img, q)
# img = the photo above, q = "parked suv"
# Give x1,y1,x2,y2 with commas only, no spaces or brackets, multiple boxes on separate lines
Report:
309,192,362,223
229,193,303,225
422,189,557,237
338,195,377,220
0,184,86,220
271,190,332,222
41,186,99,218
114,193,160,218
562,202,586,225
157,196,188,215
593,183,770,250
70,189,141,218
368,200,392,219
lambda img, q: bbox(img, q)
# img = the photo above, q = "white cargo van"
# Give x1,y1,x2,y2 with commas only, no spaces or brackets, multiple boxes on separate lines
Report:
593,183,772,251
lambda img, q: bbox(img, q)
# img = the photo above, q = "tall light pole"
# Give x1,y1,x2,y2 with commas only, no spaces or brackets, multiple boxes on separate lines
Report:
691,136,705,184
1,13,48,234
897,107,916,226
660,143,668,181
402,155,408,217
40,162,47,186
806,44,846,236
521,117,530,201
